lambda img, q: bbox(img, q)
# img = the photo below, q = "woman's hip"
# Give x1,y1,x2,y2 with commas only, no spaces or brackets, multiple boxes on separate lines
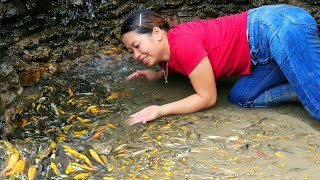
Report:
247,4,318,65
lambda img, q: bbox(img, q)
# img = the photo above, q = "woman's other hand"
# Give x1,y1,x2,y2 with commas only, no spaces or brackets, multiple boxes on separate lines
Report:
126,105,162,125
127,69,163,80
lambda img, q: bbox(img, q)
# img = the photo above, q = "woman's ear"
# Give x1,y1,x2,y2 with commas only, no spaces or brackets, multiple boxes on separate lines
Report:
152,27,163,41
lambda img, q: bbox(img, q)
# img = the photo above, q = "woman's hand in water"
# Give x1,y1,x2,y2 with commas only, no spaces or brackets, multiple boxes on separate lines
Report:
127,69,163,80
127,105,162,125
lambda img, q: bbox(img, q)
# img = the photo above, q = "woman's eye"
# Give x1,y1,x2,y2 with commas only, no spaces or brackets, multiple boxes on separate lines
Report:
135,44,140,48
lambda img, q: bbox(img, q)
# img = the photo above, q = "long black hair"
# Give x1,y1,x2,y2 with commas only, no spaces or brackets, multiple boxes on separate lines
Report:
120,9,175,37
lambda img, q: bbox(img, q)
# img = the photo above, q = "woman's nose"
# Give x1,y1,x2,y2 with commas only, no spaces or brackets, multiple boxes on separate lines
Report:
133,50,141,60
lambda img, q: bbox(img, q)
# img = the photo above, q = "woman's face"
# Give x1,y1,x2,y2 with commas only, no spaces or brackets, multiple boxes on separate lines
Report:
121,29,166,66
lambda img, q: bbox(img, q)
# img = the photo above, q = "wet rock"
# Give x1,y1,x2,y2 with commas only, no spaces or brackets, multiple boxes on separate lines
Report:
13,15,33,28
164,0,185,8
22,46,52,62
49,38,67,48
97,45,124,58
201,5,220,18
207,0,230,4
24,0,55,15
19,69,41,87
69,0,84,6
16,36,39,50
1,1,26,20
0,62,14,78
180,11,200,18
26,22,45,36
0,61,22,137
21,50,33,61
40,63,58,77
235,0,251,3
0,64,21,97
39,27,64,43
5,7,18,18
133,0,148,3
187,0,203,5
3,107,16,137
0,41,7,49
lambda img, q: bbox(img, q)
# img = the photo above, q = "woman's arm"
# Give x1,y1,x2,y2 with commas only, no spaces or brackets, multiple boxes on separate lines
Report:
127,69,164,80
127,56,217,125
160,56,217,115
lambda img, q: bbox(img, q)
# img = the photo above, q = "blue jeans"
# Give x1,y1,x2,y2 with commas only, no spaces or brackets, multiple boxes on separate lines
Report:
228,4,320,120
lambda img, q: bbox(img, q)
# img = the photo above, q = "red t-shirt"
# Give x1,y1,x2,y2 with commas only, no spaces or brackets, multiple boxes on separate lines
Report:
166,11,251,80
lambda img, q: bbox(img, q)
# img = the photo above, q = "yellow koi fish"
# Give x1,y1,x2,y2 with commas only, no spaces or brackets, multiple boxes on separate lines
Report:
72,163,96,171
37,141,57,160
0,141,20,175
89,149,105,166
50,162,60,176
100,154,108,165
5,159,25,177
65,163,76,175
28,165,37,180
74,172,91,179
63,146,93,167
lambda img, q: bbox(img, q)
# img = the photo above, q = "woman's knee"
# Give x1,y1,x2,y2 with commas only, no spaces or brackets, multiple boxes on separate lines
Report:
228,87,252,107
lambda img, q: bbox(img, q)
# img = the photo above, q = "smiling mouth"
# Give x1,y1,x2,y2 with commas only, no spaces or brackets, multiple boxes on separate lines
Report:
141,56,148,64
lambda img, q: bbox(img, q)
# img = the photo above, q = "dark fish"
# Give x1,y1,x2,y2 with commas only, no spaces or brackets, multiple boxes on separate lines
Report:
58,148,70,174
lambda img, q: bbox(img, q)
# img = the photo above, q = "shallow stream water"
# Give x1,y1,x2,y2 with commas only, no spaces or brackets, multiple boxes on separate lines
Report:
1,54,320,180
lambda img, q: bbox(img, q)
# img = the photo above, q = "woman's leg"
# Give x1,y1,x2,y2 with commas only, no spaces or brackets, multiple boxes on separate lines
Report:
228,60,299,107
268,6,320,119
245,4,320,119
252,83,299,107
